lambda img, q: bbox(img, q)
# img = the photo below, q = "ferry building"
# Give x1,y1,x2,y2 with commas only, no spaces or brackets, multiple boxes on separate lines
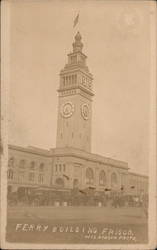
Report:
7,32,148,203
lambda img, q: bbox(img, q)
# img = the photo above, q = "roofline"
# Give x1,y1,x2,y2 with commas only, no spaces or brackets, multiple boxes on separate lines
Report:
129,171,149,178
8,144,51,157
8,144,129,170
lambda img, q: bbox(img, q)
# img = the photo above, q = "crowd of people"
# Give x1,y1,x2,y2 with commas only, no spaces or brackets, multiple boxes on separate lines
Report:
7,187,148,212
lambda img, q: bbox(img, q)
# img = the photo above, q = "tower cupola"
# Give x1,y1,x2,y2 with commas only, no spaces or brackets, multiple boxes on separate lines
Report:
72,32,83,52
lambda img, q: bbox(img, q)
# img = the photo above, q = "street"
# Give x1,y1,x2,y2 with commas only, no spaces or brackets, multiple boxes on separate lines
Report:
6,206,148,244
8,205,147,224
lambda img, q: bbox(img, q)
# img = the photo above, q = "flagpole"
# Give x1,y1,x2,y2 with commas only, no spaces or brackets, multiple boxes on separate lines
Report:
73,11,80,36
67,12,80,55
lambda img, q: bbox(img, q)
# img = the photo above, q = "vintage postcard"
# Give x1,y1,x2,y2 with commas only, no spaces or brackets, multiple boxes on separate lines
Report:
1,0,156,249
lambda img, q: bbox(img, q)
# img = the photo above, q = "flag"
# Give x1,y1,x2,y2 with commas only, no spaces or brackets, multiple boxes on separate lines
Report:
73,13,79,28
88,186,95,190
79,190,86,195
63,174,69,180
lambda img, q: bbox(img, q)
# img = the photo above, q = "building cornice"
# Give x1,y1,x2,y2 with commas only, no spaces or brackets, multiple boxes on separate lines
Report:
67,51,87,59
58,85,94,97
60,67,93,80
51,147,129,170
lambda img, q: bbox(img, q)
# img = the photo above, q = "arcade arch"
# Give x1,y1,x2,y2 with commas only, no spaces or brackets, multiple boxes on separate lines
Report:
99,170,106,186
86,168,94,184
111,172,118,188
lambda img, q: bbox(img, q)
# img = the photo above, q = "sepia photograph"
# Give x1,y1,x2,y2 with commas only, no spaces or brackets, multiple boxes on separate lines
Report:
1,0,156,249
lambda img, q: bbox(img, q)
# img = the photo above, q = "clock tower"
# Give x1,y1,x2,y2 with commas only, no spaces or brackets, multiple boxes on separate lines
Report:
56,32,94,152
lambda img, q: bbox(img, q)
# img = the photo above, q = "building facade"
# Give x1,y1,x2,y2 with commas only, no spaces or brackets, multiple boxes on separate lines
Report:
7,32,148,204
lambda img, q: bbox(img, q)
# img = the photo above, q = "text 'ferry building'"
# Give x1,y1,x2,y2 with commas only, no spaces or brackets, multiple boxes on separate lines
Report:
8,32,148,205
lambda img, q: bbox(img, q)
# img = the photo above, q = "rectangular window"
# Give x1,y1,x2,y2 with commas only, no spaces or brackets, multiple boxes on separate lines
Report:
19,159,26,169
66,76,68,85
82,76,85,84
59,164,62,172
63,164,66,172
63,77,65,86
30,161,35,170
86,178,94,185
28,172,35,182
71,55,77,63
38,174,44,184
74,75,77,84
19,171,25,182
69,76,71,85
55,164,58,172
100,179,103,185
8,169,14,179
8,158,14,168
39,163,44,172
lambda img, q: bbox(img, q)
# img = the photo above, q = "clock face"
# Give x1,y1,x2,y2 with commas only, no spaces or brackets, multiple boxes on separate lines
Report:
81,103,90,120
61,102,75,118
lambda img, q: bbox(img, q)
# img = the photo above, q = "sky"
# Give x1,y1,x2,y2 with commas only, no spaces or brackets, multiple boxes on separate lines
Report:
8,0,151,175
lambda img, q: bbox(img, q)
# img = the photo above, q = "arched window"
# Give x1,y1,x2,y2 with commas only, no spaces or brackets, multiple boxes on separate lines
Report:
7,169,14,179
99,170,106,186
39,163,44,172
55,178,64,187
111,172,118,188
8,157,14,168
30,161,35,170
19,159,26,169
86,168,94,184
